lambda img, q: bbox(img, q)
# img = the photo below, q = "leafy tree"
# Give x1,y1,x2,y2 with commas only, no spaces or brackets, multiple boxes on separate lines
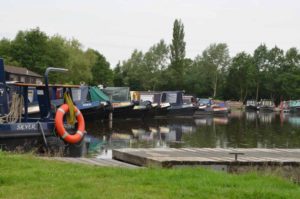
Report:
143,40,169,90
89,49,113,86
63,39,93,84
186,58,213,97
0,38,17,65
226,52,253,101
113,62,124,86
10,28,49,74
121,50,144,90
117,40,169,91
199,43,230,98
252,44,268,100
169,19,186,89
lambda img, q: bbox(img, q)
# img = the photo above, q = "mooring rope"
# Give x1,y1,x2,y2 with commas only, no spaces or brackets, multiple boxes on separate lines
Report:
0,93,24,124
36,121,48,148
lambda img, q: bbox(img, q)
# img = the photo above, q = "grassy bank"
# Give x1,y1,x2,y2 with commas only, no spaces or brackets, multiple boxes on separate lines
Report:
0,152,300,199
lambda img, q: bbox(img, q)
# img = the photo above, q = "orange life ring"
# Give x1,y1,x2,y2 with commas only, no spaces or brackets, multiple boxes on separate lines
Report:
55,104,86,144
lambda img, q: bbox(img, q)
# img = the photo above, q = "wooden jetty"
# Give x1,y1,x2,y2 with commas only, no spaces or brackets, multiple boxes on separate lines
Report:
112,148,300,168
43,157,139,168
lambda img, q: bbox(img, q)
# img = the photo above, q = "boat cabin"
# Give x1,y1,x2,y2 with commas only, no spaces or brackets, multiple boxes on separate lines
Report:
246,100,257,106
161,91,184,106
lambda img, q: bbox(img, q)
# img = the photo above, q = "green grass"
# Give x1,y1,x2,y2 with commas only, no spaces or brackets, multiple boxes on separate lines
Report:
0,152,300,199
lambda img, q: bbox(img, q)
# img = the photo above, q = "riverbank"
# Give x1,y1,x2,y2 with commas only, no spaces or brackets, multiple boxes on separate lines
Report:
0,152,300,199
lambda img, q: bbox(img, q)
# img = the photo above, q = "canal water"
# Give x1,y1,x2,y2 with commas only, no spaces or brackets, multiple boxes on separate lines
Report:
1,111,300,157
84,111,300,157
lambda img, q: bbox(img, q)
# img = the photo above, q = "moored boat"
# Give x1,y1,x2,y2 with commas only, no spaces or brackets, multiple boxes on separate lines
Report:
138,91,168,117
211,100,230,115
103,87,151,119
160,91,197,117
289,100,300,114
245,100,258,111
258,99,275,112
0,58,87,145
195,99,229,115
74,86,112,120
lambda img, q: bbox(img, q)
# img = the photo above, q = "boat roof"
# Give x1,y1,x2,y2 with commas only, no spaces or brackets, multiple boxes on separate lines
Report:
12,82,80,88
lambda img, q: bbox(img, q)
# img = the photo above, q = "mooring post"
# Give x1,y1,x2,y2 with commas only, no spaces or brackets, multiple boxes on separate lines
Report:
108,112,113,129
229,152,245,161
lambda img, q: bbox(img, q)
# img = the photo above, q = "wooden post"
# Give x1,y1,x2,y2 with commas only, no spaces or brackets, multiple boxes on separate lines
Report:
109,111,113,129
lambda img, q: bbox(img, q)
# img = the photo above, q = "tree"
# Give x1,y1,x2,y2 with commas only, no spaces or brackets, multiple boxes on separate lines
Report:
10,28,49,74
226,52,253,101
143,40,169,90
0,38,17,65
200,43,230,98
121,49,144,90
186,58,213,97
89,49,113,86
276,47,300,100
117,40,169,91
63,39,93,84
169,19,186,89
252,44,268,100
113,62,124,86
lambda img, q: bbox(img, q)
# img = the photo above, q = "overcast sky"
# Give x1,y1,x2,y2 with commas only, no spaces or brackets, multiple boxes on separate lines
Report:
0,0,299,67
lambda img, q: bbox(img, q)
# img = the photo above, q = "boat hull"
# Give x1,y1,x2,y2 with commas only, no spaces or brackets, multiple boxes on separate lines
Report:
80,106,110,120
166,106,197,117
112,104,151,119
245,105,258,111
259,107,274,112
0,122,54,138
195,107,229,116
290,107,300,114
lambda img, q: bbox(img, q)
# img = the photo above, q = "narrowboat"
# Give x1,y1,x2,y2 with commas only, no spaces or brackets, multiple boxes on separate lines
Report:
211,100,230,115
245,100,258,111
137,91,168,117
258,99,275,112
103,87,151,119
159,91,198,117
195,98,212,114
195,98,229,115
24,85,112,121
0,58,86,145
72,86,112,120
289,100,300,114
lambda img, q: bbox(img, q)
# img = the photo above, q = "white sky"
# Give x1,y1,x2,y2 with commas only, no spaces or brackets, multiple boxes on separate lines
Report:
0,0,299,67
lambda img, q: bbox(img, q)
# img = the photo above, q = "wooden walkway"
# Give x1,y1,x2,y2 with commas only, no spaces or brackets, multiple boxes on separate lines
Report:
43,157,139,168
112,148,300,168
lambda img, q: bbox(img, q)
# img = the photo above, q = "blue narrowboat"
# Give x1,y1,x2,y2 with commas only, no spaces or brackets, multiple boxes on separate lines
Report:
0,58,86,145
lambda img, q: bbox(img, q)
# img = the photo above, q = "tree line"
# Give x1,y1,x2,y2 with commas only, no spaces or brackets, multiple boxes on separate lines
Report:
0,28,113,85
1,21,300,104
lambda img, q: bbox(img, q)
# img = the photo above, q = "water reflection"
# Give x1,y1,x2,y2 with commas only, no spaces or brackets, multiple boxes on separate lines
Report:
258,112,275,123
2,111,300,157
245,111,258,121
84,111,300,156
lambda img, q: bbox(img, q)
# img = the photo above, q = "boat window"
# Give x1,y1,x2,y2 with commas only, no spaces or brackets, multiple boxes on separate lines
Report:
103,87,130,102
71,88,81,102
199,99,210,105
140,94,153,102
165,93,177,104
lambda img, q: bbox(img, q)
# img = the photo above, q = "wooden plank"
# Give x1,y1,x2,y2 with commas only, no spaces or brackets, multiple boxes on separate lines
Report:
113,148,300,167
42,157,139,168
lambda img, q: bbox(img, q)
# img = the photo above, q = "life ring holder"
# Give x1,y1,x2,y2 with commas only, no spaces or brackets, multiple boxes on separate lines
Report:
55,104,86,144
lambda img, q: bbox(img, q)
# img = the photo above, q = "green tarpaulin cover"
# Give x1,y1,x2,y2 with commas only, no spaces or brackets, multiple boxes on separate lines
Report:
89,86,110,102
